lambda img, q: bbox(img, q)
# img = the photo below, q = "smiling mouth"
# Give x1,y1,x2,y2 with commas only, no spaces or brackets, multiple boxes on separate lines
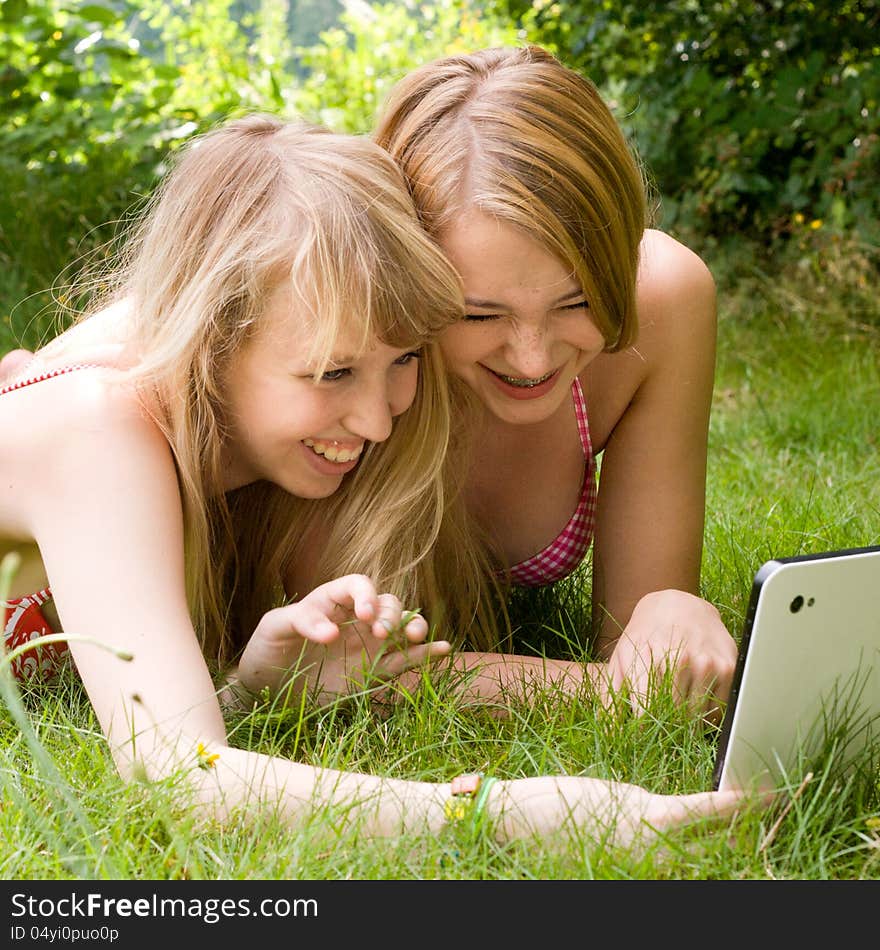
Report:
303,439,364,463
489,368,557,389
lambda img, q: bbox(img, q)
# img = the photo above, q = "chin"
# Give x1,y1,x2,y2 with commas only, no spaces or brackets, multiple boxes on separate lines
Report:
494,404,557,426
485,388,569,425
272,472,344,500
293,481,343,500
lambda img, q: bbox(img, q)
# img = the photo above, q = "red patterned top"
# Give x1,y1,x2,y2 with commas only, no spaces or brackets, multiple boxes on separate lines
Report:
507,378,597,587
2,364,98,680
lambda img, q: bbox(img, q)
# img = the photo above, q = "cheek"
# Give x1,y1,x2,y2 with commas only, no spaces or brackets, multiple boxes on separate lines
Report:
580,320,607,353
264,383,328,437
389,365,420,417
226,376,274,434
439,324,495,371
560,315,606,353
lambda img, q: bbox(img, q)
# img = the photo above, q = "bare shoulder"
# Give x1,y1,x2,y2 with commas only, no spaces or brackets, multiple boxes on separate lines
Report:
5,368,152,438
35,370,181,520
0,369,173,532
14,300,133,379
636,230,717,335
582,231,718,421
49,372,170,477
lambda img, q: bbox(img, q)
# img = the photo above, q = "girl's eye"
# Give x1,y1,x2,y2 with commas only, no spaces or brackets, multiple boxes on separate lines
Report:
394,350,421,366
464,313,501,322
319,367,351,382
560,301,589,312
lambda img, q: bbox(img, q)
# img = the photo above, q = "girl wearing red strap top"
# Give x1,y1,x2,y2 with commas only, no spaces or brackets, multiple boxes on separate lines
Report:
372,45,737,722
0,113,752,848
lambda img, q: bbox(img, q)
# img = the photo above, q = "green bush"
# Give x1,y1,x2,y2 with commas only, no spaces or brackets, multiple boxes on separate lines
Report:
289,0,530,133
505,0,880,247
0,0,293,345
3,0,877,351
0,0,532,347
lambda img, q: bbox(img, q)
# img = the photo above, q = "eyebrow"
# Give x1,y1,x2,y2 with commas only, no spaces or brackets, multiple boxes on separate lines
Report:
320,354,358,368
464,287,585,309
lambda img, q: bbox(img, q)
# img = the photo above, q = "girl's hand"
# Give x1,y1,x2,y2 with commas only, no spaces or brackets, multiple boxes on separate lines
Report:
494,775,763,851
604,589,737,724
236,574,452,703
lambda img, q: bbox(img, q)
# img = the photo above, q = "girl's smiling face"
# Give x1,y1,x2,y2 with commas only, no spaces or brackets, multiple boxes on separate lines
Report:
222,282,421,497
438,209,605,425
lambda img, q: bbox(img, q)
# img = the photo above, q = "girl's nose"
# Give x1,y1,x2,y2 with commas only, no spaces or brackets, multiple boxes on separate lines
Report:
345,383,394,444
504,324,554,378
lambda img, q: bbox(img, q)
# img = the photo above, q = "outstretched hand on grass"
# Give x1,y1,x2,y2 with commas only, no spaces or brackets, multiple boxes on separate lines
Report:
233,573,452,704
490,774,771,853
603,589,737,725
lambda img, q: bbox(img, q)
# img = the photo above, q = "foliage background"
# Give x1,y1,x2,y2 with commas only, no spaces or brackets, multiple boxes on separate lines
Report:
0,0,523,347
2,0,878,351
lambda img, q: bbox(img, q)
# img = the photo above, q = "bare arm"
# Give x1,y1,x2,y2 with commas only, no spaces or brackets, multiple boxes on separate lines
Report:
14,378,441,831
585,232,736,716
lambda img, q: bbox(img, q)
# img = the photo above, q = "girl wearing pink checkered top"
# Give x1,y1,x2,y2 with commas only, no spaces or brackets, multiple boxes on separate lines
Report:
372,45,737,722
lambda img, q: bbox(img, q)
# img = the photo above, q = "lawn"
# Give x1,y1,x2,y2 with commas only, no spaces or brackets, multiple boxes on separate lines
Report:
1,250,879,881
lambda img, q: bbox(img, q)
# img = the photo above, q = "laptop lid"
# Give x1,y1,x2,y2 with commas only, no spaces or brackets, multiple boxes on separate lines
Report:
712,545,880,792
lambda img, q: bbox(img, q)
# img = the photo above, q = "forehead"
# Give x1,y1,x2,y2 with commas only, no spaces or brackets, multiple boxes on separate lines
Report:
258,280,363,347
257,279,409,366
439,209,578,298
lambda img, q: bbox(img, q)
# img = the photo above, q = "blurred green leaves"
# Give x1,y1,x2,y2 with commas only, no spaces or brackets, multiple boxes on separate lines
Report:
2,0,877,351
511,0,880,245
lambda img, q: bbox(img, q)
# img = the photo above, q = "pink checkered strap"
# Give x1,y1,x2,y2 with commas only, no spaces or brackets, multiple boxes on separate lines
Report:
0,362,100,397
507,378,597,587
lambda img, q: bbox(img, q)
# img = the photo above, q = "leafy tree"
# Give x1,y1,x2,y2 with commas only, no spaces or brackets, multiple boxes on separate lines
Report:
0,0,534,345
501,0,879,244
0,0,298,342
290,0,532,133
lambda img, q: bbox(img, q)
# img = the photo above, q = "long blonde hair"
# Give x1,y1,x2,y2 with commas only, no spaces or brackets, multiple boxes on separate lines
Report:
80,114,499,665
374,44,649,351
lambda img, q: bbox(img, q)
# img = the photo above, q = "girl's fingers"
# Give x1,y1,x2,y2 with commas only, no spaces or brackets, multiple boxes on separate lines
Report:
371,592,403,639
402,612,429,642
371,594,428,643
307,574,380,624
273,603,339,643
674,789,747,822
300,576,427,646
372,640,452,677
651,787,765,837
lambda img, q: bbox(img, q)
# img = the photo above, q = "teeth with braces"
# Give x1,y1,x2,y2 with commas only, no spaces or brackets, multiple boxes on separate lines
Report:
495,369,556,389
303,439,364,463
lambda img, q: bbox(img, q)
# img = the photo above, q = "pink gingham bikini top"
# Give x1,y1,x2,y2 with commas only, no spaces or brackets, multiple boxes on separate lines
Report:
1,363,99,680
507,378,597,587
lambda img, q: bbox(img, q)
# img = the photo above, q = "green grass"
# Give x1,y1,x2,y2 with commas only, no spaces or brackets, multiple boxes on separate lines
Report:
1,250,879,880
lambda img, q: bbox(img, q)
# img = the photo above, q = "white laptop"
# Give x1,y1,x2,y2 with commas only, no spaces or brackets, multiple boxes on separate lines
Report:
712,545,880,792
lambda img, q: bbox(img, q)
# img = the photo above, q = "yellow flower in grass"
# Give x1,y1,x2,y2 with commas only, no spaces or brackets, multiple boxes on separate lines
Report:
443,798,470,822
196,742,220,770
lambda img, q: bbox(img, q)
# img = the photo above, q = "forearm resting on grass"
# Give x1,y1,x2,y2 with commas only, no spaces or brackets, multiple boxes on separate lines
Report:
114,723,752,850
417,650,608,708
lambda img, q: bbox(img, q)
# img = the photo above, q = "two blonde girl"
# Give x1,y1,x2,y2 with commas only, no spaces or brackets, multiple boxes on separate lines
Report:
2,113,747,847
